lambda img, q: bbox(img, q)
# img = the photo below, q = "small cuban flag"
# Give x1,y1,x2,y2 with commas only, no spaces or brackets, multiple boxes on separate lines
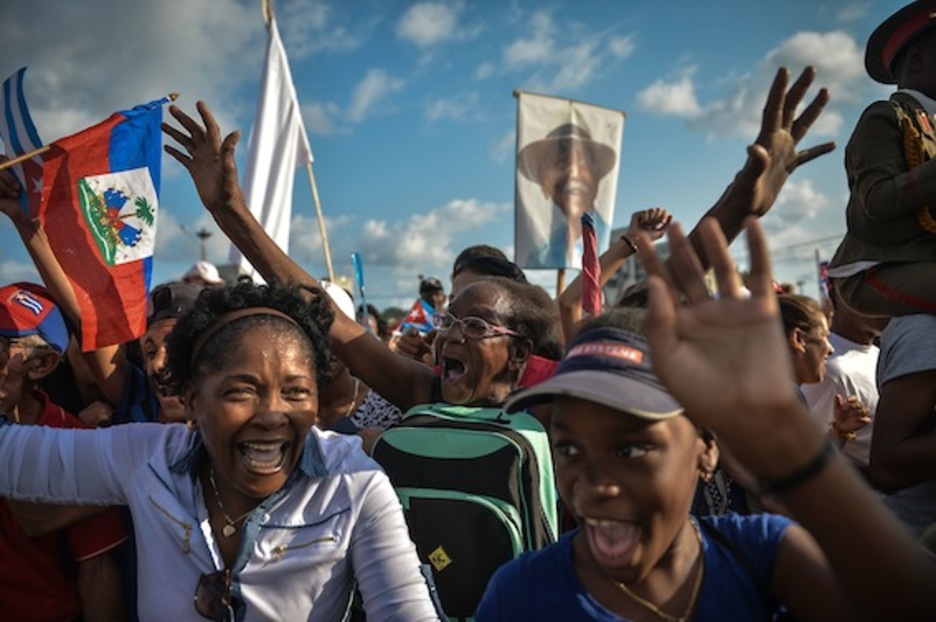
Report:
0,67,44,216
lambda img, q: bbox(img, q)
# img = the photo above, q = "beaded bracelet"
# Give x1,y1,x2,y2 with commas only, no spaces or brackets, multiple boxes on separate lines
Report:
620,234,638,254
756,440,836,496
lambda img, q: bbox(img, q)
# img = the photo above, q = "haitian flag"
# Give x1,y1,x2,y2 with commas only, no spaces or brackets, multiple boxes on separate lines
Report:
0,67,44,216
39,98,167,351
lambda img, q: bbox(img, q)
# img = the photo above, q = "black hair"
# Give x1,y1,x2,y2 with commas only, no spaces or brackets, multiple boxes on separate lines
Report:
452,255,528,283
578,307,648,338
482,276,562,360
419,277,444,297
165,281,334,395
615,280,650,309
451,244,509,279
357,303,389,338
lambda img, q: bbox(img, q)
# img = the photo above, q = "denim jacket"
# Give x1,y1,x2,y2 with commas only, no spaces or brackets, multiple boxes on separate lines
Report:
0,422,442,621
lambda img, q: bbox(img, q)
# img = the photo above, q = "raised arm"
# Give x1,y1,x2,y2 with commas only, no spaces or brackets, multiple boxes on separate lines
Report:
161,102,436,410
557,207,671,341
684,67,834,270
0,163,129,408
637,219,936,621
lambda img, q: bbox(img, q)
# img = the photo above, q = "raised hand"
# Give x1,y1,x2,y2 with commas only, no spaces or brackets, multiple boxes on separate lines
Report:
832,394,872,435
0,159,25,221
731,66,834,218
161,102,244,214
625,207,672,243
638,217,822,477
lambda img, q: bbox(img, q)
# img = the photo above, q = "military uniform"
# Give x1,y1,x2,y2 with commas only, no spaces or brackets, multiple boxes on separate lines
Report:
829,91,936,315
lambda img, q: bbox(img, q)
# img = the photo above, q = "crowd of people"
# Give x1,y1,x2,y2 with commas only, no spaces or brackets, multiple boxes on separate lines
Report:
1,3,936,620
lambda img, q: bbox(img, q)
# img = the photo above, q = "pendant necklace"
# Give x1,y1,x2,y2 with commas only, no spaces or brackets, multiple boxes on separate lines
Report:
609,519,705,622
343,377,360,418
207,467,255,538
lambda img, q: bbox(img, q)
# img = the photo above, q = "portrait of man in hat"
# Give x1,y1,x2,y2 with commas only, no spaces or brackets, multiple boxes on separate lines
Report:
517,121,617,268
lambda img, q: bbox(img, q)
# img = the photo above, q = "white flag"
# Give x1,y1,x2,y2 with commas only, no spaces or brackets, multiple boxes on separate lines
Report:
514,92,625,270
230,16,313,280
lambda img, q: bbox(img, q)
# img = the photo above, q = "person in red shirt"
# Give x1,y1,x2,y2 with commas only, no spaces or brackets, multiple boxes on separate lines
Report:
0,282,127,621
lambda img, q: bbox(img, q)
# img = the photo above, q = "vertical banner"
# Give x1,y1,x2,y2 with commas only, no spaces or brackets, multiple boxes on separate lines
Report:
515,92,625,270
231,14,314,281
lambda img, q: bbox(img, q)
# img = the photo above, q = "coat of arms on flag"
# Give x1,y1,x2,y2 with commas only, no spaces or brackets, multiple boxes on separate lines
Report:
78,168,158,266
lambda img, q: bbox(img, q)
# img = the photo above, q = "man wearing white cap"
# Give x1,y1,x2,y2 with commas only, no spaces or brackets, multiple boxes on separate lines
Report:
182,260,224,288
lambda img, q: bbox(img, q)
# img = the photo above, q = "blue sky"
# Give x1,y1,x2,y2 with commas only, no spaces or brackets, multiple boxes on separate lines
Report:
0,0,902,308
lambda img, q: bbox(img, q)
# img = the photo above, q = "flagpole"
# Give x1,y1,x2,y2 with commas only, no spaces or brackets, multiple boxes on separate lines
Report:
0,145,49,172
556,268,566,295
306,161,335,282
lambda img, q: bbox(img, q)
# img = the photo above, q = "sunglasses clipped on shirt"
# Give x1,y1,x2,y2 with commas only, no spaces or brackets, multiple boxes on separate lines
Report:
194,569,240,622
433,313,522,340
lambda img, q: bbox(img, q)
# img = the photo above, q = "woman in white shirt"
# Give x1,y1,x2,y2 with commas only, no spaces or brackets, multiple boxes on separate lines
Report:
0,280,443,622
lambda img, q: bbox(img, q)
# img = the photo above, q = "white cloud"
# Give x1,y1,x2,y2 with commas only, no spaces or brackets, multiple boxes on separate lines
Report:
302,102,344,135
504,11,555,68
1,0,261,144
397,2,460,47
356,199,510,271
491,10,631,94
608,34,636,60
759,178,831,237
490,129,516,163
347,69,406,122
765,31,865,104
643,30,866,142
154,209,228,266
834,2,871,23
278,2,363,58
425,93,479,122
475,62,495,80
636,69,703,118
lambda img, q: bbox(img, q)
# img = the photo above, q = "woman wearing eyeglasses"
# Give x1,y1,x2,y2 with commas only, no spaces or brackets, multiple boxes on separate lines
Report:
0,281,444,621
160,104,562,421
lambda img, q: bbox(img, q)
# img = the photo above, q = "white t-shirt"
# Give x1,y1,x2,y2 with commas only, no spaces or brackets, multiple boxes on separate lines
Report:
801,332,879,466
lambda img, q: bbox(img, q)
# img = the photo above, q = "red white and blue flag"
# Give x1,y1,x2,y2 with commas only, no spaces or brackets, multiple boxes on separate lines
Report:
400,298,436,335
39,98,167,350
0,67,44,216
581,211,602,317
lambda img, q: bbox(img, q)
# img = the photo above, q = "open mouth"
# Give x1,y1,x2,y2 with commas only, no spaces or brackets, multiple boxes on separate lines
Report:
560,179,591,197
442,356,467,384
583,517,640,566
239,441,289,475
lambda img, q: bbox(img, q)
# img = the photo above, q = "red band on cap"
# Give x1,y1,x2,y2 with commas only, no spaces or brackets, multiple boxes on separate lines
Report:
567,341,643,364
883,11,936,72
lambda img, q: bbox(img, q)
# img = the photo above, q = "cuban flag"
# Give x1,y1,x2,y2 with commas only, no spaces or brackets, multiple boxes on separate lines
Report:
581,212,602,318
39,97,167,350
0,67,44,216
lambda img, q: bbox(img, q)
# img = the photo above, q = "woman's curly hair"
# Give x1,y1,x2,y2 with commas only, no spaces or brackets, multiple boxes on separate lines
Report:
165,280,334,395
